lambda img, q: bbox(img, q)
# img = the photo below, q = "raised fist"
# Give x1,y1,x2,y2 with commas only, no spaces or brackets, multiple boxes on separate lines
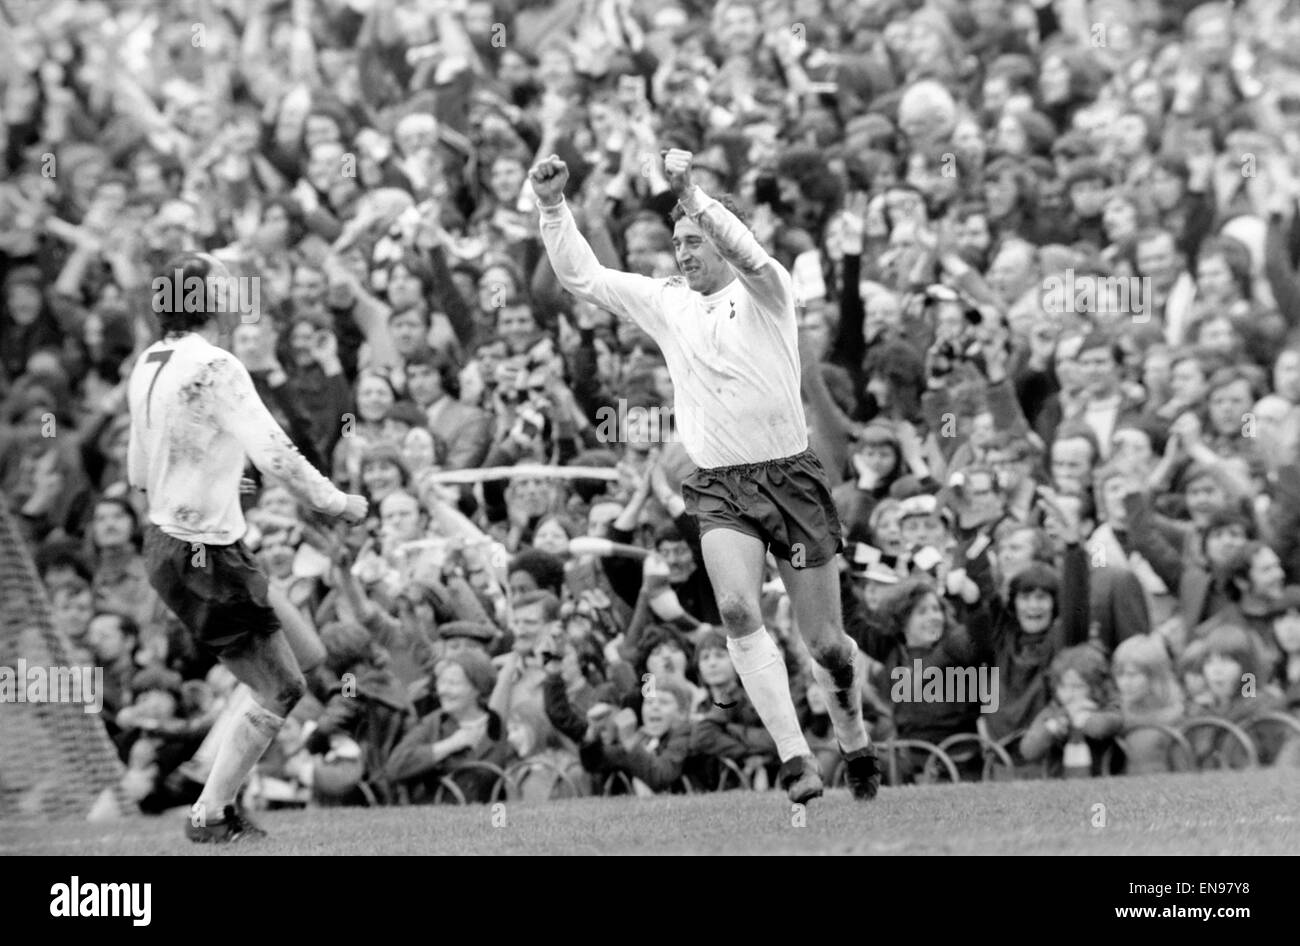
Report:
662,148,695,198
529,155,569,208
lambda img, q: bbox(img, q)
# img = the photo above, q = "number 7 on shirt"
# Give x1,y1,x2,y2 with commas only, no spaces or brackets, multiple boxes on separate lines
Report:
144,349,174,425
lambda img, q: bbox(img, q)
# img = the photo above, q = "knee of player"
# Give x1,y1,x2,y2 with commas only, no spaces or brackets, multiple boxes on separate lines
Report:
270,674,307,713
807,636,855,675
716,592,761,632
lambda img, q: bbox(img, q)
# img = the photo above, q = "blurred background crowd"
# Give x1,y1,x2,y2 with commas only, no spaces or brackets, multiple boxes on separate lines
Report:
3,0,1300,811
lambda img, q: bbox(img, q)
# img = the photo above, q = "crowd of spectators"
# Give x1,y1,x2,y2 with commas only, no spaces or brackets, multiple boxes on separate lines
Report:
4,0,1300,811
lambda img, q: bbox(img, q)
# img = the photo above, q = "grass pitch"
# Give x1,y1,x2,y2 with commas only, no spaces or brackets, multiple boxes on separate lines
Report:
4,768,1297,856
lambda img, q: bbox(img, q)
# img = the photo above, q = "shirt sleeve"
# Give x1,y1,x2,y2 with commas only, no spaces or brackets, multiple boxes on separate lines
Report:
537,200,669,339
211,355,349,517
677,185,796,323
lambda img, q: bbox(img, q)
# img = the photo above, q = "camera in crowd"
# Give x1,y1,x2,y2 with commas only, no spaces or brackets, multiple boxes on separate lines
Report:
925,286,986,379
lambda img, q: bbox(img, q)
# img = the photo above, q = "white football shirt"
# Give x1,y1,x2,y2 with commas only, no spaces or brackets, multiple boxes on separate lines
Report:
539,187,808,469
128,332,347,545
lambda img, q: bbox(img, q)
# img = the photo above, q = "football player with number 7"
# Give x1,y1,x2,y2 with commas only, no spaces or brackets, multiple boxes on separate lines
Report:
128,253,368,843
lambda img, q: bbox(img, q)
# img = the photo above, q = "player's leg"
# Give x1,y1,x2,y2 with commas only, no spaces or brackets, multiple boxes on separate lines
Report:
770,449,880,799
270,583,326,673
191,627,305,835
185,587,322,786
777,558,871,756
699,527,821,800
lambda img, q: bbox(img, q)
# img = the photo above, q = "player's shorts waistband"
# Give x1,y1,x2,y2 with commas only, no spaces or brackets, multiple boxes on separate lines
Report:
697,448,817,477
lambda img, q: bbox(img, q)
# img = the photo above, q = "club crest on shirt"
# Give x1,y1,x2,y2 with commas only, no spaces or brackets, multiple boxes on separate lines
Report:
665,276,686,288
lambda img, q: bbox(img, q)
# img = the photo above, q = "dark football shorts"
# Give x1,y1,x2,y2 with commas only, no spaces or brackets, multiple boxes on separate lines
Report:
143,524,280,658
681,448,844,568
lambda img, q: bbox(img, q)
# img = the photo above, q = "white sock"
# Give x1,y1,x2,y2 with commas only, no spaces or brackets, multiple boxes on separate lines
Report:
188,685,255,781
196,697,285,818
727,627,810,763
810,650,870,754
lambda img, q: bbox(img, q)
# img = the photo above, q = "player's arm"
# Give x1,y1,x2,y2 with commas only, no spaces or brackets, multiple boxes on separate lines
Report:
664,149,793,309
531,155,668,337
213,355,367,522
127,416,147,494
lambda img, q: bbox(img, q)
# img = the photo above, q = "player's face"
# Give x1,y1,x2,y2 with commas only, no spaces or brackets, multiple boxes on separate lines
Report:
672,218,731,295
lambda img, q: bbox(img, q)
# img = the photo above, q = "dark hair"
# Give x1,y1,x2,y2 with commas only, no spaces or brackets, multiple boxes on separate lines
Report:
862,340,925,422
35,539,93,584
1206,365,1259,401
994,521,1053,563
509,549,566,596
883,578,951,639
91,496,142,552
513,589,561,622
670,192,750,227
1008,563,1061,620
404,347,461,399
1216,540,1275,602
1201,507,1257,556
1052,423,1100,466
1196,236,1254,301
261,195,308,246
93,611,140,641
1077,331,1123,365
154,253,224,336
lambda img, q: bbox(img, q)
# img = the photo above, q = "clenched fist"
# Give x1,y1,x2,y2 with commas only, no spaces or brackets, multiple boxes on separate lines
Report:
340,493,369,524
662,148,694,198
529,154,569,207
